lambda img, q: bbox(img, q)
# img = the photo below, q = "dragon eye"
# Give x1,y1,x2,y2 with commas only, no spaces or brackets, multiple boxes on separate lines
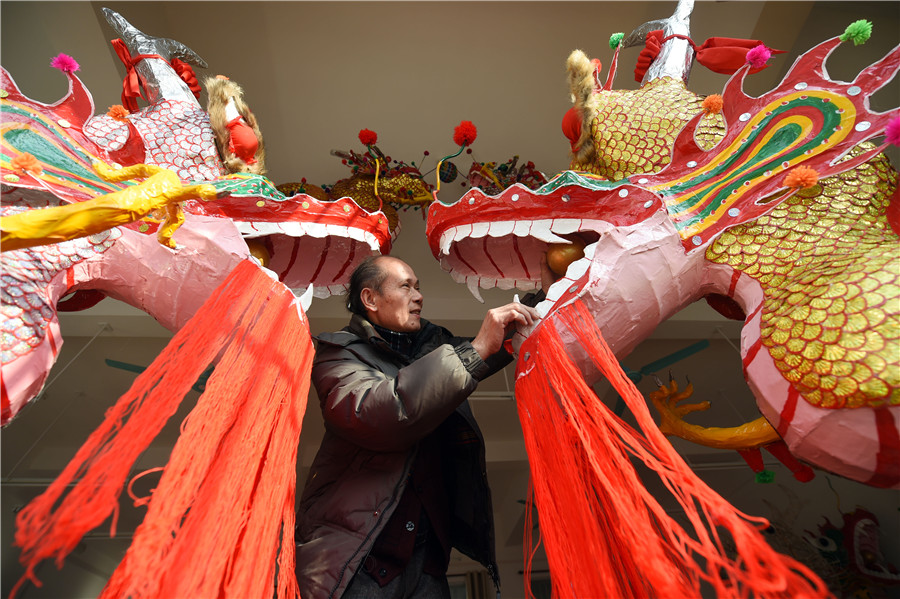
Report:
808,536,837,552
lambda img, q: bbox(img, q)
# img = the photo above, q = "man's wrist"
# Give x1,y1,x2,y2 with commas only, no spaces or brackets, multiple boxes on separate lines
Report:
455,341,491,380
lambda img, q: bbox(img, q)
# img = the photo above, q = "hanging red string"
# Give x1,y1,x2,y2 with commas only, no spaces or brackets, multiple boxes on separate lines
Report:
634,30,785,82
515,300,830,599
12,260,312,598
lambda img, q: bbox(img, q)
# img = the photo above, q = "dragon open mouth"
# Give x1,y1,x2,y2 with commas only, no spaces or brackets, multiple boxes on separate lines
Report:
426,174,662,304
184,181,392,298
852,515,900,584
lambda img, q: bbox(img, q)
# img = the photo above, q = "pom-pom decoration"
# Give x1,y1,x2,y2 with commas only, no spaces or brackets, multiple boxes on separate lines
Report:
840,20,873,46
609,32,624,49
10,153,43,175
358,128,378,147
435,121,479,196
439,160,458,183
50,53,79,73
702,94,724,115
886,117,900,147
745,44,772,70
107,105,130,122
453,121,478,148
784,165,819,189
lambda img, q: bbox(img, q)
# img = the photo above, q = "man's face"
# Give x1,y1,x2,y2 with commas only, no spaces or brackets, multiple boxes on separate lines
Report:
363,257,423,333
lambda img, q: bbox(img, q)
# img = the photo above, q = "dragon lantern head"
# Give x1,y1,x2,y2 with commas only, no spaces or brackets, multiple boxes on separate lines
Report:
805,508,900,588
427,21,899,314
427,10,900,490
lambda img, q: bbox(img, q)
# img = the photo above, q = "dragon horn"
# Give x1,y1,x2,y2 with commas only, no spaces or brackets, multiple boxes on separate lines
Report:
621,0,696,86
101,8,207,68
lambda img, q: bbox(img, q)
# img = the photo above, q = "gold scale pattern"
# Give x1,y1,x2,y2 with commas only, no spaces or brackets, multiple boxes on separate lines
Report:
329,175,400,232
706,146,900,409
569,78,724,180
330,173,433,232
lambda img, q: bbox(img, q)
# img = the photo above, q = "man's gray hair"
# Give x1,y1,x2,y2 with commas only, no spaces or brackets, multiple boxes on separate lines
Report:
346,255,390,315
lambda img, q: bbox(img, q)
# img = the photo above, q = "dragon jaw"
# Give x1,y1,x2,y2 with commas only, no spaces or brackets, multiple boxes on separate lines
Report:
181,188,392,298
426,174,708,360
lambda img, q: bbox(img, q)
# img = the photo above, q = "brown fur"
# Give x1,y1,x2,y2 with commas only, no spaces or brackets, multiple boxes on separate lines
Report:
205,76,267,176
566,50,598,167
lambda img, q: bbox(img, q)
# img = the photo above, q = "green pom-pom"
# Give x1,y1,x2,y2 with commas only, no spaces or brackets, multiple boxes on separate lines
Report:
755,470,775,484
840,20,872,45
609,32,624,49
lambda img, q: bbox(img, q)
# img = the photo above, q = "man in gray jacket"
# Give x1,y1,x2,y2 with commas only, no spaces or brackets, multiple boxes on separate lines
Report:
296,255,542,598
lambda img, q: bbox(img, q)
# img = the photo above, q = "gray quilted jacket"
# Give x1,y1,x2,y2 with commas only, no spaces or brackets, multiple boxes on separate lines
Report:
295,314,510,598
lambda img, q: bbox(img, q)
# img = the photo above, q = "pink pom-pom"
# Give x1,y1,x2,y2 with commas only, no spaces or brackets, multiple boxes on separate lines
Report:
50,53,80,73
358,128,378,146
453,121,477,147
885,117,900,147
746,45,771,70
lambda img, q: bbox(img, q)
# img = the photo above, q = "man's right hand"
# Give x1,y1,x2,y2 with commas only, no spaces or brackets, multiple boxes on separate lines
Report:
471,302,540,359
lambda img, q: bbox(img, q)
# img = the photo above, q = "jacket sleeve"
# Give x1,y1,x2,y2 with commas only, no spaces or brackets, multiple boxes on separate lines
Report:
312,341,482,453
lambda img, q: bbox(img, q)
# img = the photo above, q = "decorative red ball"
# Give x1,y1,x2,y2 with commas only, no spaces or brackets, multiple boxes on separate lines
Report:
453,121,477,147
358,128,378,146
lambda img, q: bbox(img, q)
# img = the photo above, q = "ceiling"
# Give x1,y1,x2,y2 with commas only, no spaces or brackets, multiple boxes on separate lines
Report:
2,1,899,597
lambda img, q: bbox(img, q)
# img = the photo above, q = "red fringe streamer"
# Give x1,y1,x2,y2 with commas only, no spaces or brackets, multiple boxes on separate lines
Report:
12,260,312,598
515,300,831,599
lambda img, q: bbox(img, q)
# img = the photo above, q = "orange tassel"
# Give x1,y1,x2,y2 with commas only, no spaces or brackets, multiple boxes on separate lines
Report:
12,260,312,598
515,301,830,598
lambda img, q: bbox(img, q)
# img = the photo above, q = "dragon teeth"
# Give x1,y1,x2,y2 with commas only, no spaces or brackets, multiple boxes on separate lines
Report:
530,221,571,244
469,223,490,239
551,219,581,234
488,221,515,237
567,258,590,281
466,277,485,303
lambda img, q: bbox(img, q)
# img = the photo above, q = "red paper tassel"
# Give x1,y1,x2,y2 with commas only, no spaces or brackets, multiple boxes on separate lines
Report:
12,260,312,598
515,300,830,599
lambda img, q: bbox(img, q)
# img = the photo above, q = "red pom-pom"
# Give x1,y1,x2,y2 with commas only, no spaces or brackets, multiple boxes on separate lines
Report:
50,53,80,73
746,45,772,70
358,128,378,146
453,121,477,147
886,117,900,147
